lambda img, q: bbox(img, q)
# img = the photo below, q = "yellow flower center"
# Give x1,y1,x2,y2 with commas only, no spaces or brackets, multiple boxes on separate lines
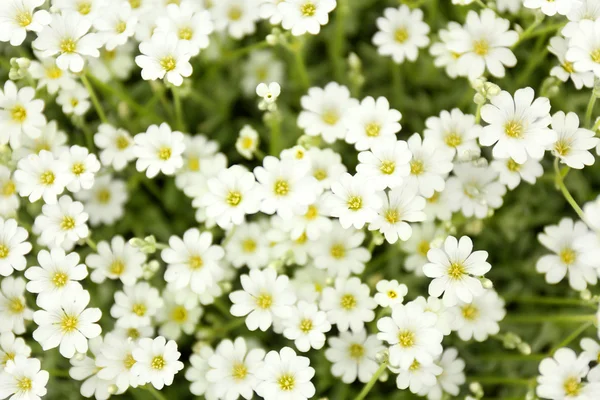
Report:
97,189,111,204
178,27,193,40
461,304,480,320
305,205,318,220
158,147,172,160
16,377,32,392
129,0,141,8
241,136,254,149
380,160,396,175
563,61,575,73
2,352,15,365
227,191,242,206
417,240,430,256
61,315,78,332
124,354,136,369
300,2,316,16
313,168,327,181
409,360,421,371
115,21,127,34
349,343,364,359
2,180,16,197
160,56,177,72
473,39,489,56
11,105,27,123
410,160,424,175
232,363,248,380
60,38,77,54
187,157,200,171
506,159,521,172
347,195,363,211
554,139,572,156
151,355,165,370
394,28,409,43
189,255,203,270
447,262,466,280
398,330,415,347
563,376,582,396
228,6,242,20
16,11,32,27
0,244,9,258
77,2,92,15
132,303,147,316
387,290,397,298
115,135,130,149
591,49,600,63
365,122,381,137
504,120,523,139
40,171,55,185
109,260,125,275
385,209,400,224
52,271,68,288
321,109,340,125
273,179,290,196
242,239,256,253
330,244,345,259
127,328,140,339
9,298,25,314
256,293,273,309
299,318,313,333
171,306,188,323
444,132,463,148
340,294,356,310
560,248,576,265
295,232,308,244
61,216,76,231
72,162,86,175
46,66,63,79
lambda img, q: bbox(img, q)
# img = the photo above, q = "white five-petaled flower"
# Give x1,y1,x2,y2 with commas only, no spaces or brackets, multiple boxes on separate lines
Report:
86,235,146,286
135,32,193,86
537,348,596,399
424,108,482,161
374,279,408,308
110,282,164,329
14,150,69,204
550,111,598,169
327,172,382,229
282,300,332,352
134,123,185,178
278,0,337,36
94,123,136,171
423,235,491,306
345,96,402,151
356,138,412,191
132,336,184,390
0,218,31,277
0,81,46,149
0,0,51,46
404,133,454,198
33,195,89,250
325,328,384,384
320,277,376,333
0,356,49,400
255,347,316,400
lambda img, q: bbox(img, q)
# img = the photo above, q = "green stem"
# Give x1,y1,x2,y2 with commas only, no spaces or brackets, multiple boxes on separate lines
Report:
330,0,348,81
467,376,535,386
354,361,388,400
550,321,594,354
475,102,483,124
80,74,108,124
391,61,402,107
269,116,281,156
473,0,488,8
553,158,587,222
513,15,545,49
290,42,310,91
142,386,168,400
85,237,97,251
213,317,246,335
585,87,598,128
45,368,71,378
518,22,565,43
172,87,185,132
503,314,596,324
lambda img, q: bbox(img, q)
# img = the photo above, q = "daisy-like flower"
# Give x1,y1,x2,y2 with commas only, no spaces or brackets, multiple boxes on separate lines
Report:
372,5,430,64
429,22,464,79
564,0,600,38
320,277,376,332
229,268,296,331
306,147,347,190
156,3,213,56
0,167,19,218
68,336,115,400
206,337,265,400
176,134,225,191
276,194,332,241
75,174,127,226
450,288,506,342
202,165,263,229
537,348,596,399
298,82,357,143
186,345,217,398
278,0,336,36
133,123,185,178
423,235,491,306
391,357,442,395
32,289,101,358
29,57,77,94
95,332,140,392
412,296,454,336
33,195,89,249
550,111,598,169
236,125,260,159
536,218,598,291
374,279,408,308
156,290,202,340
87,235,146,286
377,300,443,369
423,189,453,222
480,87,555,164
60,145,101,192
447,9,518,80
132,336,184,390
491,157,543,190
428,348,466,400
161,229,225,295
25,248,88,306
0,332,31,370
92,3,137,51
33,12,102,72
356,138,412,191
0,81,46,149
404,133,454,198
424,109,481,160
241,50,284,96
0,0,50,46
401,221,443,275
94,124,135,171
325,329,384,384
549,36,595,90
0,356,49,400
581,338,600,376
12,120,67,159
111,282,163,328
309,221,370,277
255,347,315,400
344,96,402,151
14,150,69,204
524,0,580,16
56,83,90,116
565,19,600,78
225,222,271,270
326,173,382,229
135,32,193,86
0,218,31,277
254,156,320,220
369,185,426,244
282,301,331,352
0,277,32,335
211,0,260,39
445,164,506,219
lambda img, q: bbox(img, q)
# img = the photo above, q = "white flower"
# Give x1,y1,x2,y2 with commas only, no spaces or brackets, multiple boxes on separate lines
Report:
56,83,90,116
307,147,347,190
392,357,442,395
230,268,296,331
283,301,331,352
94,123,135,171
206,337,265,400
0,332,31,371
565,19,600,79
255,347,316,400
29,57,77,94
32,289,101,358
537,348,597,399
224,222,271,270
326,173,382,229
33,195,89,249
424,109,481,160
537,218,598,291
411,296,454,336
202,165,263,229
242,50,284,96
309,221,370,277
356,138,411,190
428,348,466,400
480,87,555,164
0,81,46,149
447,10,518,80
274,194,332,241
298,82,357,143
377,300,443,369
0,218,31,277
497,0,522,13
0,166,19,218
92,2,137,51
111,282,163,328
404,133,454,198
423,189,453,222
254,156,320,220
11,120,67,159
156,290,202,340
95,332,140,392
86,235,146,287
0,0,50,46
60,145,100,192
68,336,115,400
401,221,442,275
445,164,506,219
325,328,384,384
423,235,491,306
345,96,402,151
0,356,48,400
25,248,88,307
450,288,505,342
186,345,217,398
132,336,184,390
14,150,69,204
375,279,408,308
33,12,102,72
564,0,600,38
491,157,544,190
369,185,426,244
135,33,193,86
256,82,281,104
161,229,225,295
236,125,260,159
156,3,212,57
429,22,464,79
550,111,598,169
134,123,185,178
278,0,336,36
549,36,595,90
0,277,32,335
372,5,430,64
211,0,260,39
176,134,225,191
581,338,600,376
524,0,580,16
75,174,127,226
320,277,376,332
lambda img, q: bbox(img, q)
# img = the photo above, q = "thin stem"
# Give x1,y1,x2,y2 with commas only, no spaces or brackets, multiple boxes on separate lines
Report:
85,237,97,252
391,61,402,107
553,158,587,222
513,15,545,49
80,74,108,124
518,22,565,43
467,376,535,386
354,361,388,400
330,0,348,81
503,314,596,324
142,386,168,400
585,87,598,128
473,0,488,8
289,41,310,91
551,321,594,354
172,87,185,132
475,102,483,124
